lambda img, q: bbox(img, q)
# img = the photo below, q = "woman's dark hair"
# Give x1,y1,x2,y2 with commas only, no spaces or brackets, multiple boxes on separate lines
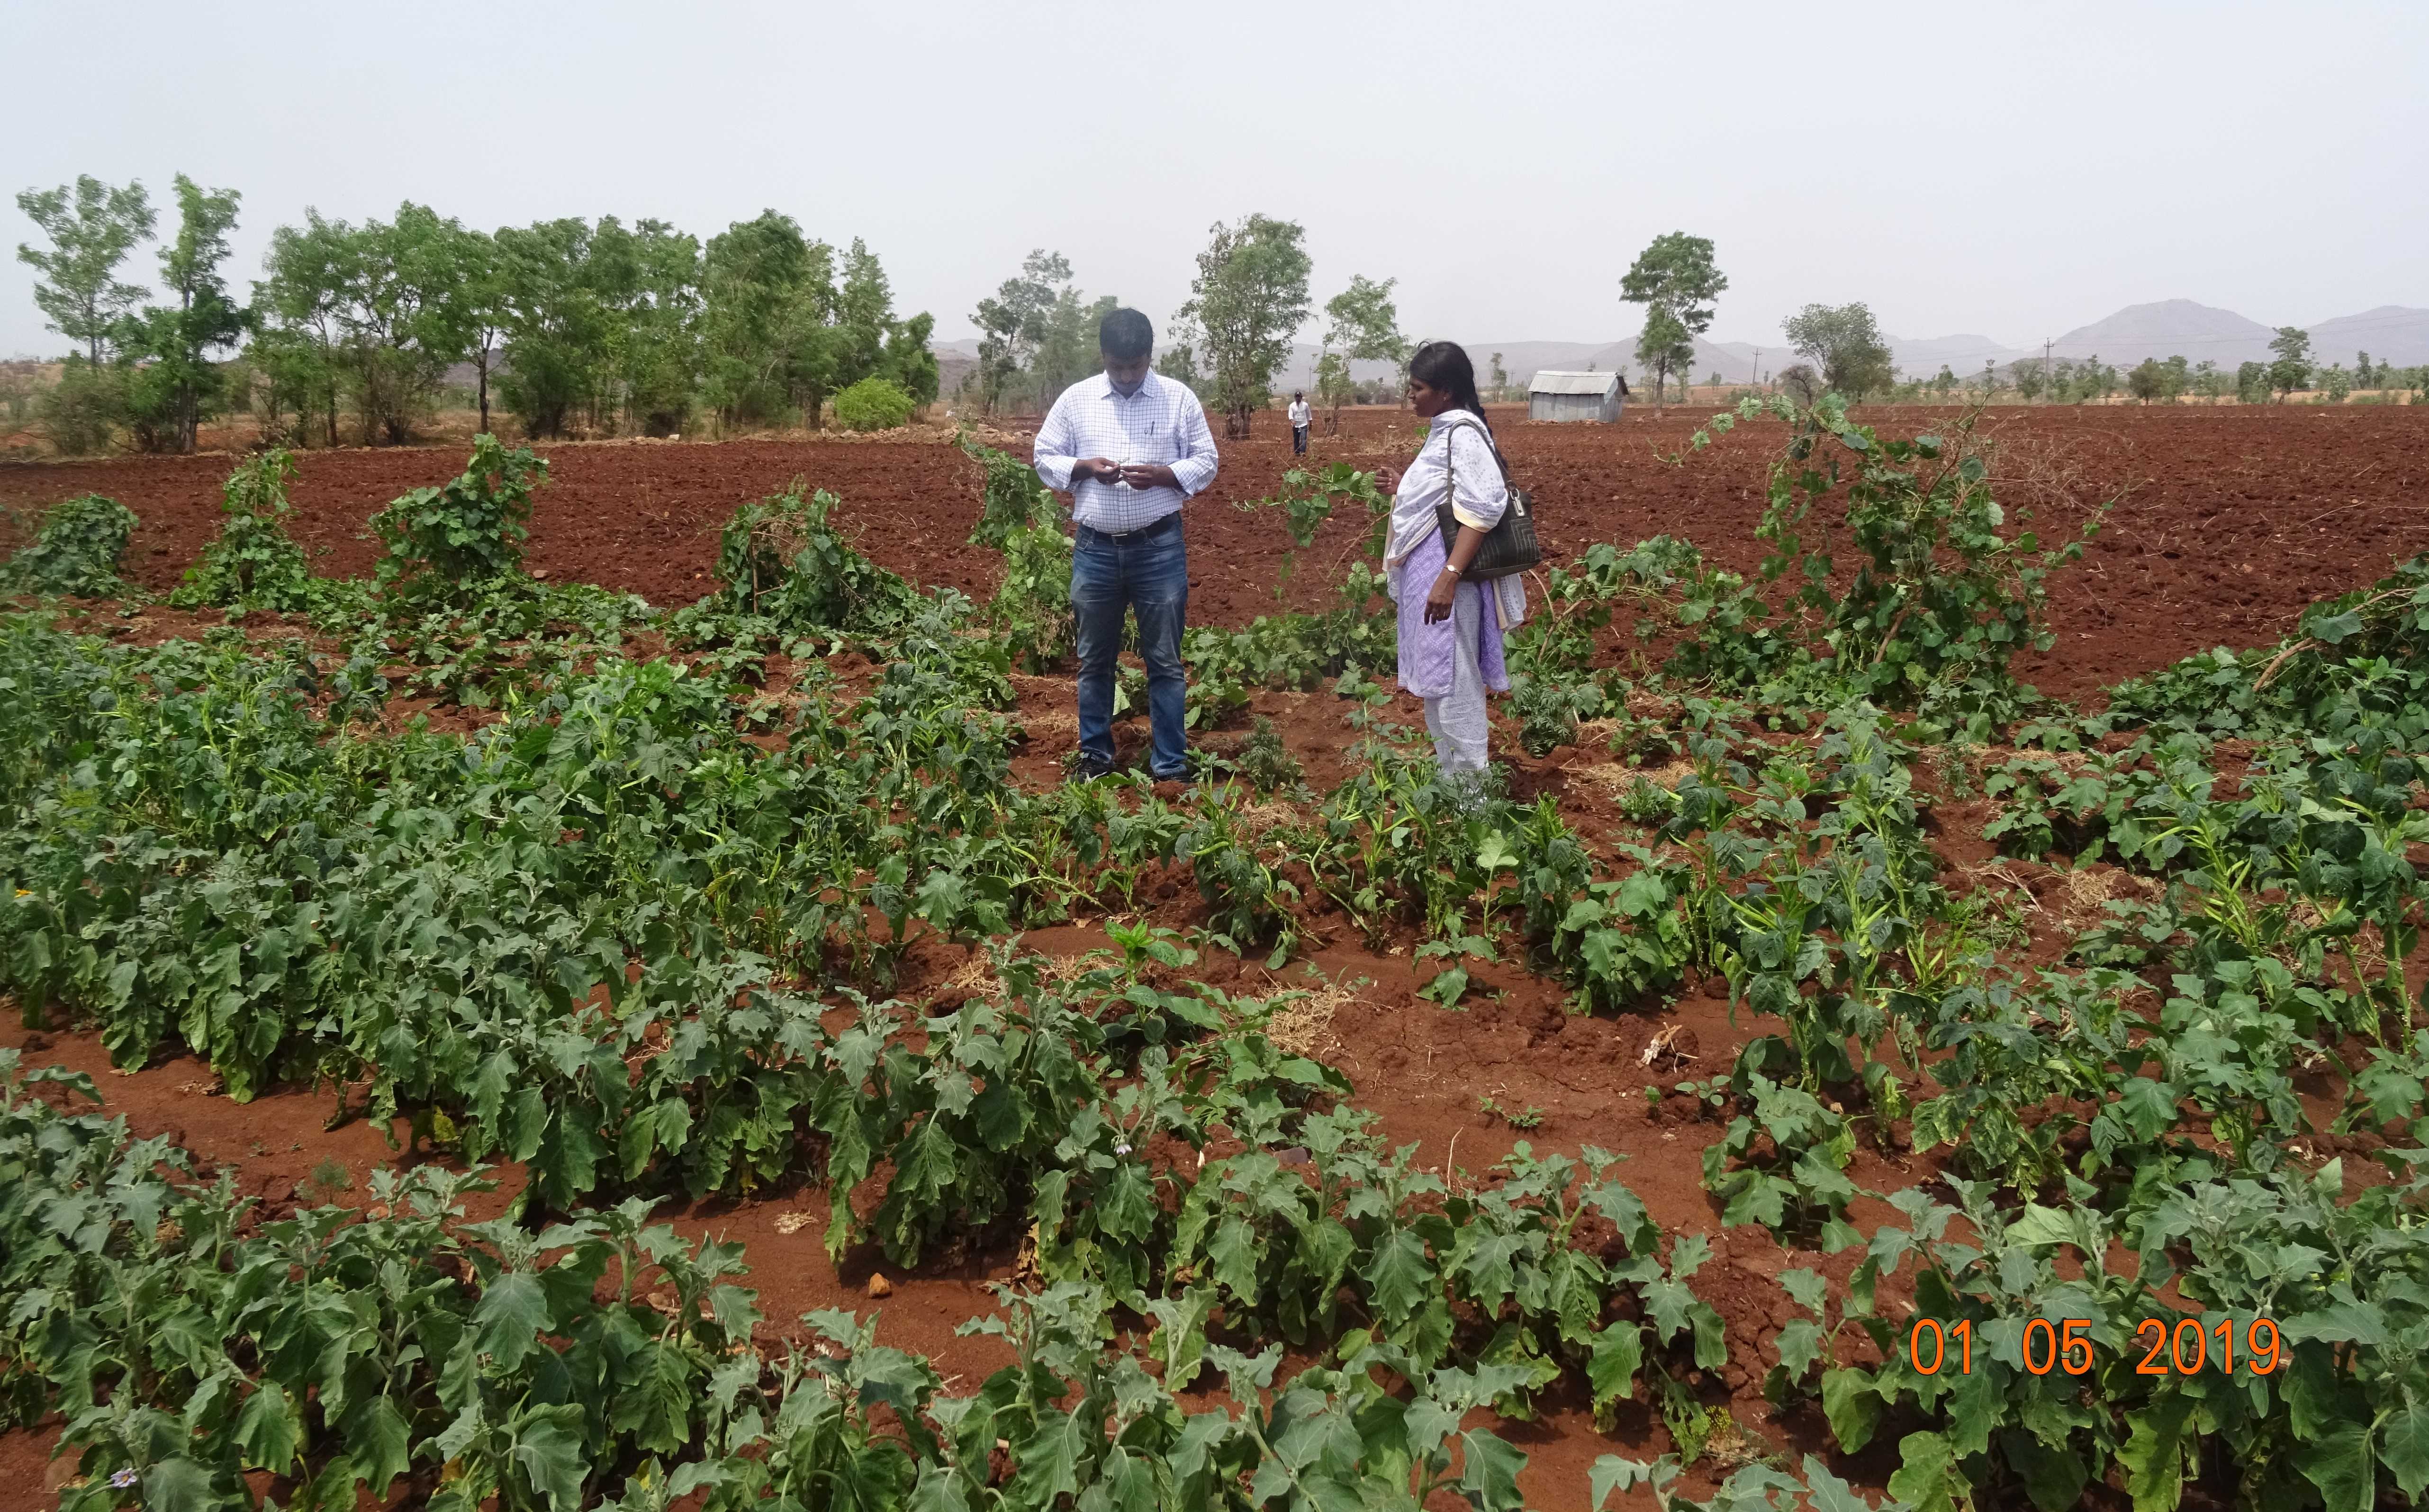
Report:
1409,340,1493,440
1100,307,1154,362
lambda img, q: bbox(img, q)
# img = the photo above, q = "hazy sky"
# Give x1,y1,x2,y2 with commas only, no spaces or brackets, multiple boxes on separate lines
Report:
5,0,2424,359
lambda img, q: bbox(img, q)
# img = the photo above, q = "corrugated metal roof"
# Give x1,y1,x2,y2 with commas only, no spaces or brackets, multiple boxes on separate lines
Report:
1528,370,1619,396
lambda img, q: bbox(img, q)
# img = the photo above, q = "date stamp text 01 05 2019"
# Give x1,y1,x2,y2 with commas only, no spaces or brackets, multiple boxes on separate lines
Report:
1906,1315,2289,1378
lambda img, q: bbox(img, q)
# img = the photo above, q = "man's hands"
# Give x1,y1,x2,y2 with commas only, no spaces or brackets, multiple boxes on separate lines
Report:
1073,459,1178,490
1370,464,1401,494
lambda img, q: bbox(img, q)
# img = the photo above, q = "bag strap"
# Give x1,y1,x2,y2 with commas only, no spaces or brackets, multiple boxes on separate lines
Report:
1435,416,1510,510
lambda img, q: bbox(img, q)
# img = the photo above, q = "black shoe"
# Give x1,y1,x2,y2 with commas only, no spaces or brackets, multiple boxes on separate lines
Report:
1069,756,1116,783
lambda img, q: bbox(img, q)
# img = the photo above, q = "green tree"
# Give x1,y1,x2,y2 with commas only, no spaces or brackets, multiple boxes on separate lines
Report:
879,311,939,410
453,227,510,435
587,216,703,435
971,250,1070,416
1782,302,1893,400
2268,326,2312,401
1634,307,1693,412
2356,350,2376,388
14,176,155,364
1156,334,1212,402
1317,274,1408,431
699,210,836,432
1490,351,1508,401
120,175,244,453
2235,360,2270,403
253,205,478,444
253,212,352,445
1620,232,1726,414
2193,359,2224,400
1029,286,1119,413
2126,357,2167,403
2010,359,2046,402
2322,363,2353,402
495,217,610,439
1178,214,1311,439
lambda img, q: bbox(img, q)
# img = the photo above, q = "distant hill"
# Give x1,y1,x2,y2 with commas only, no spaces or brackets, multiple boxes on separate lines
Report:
2045,299,2277,367
2306,306,2429,368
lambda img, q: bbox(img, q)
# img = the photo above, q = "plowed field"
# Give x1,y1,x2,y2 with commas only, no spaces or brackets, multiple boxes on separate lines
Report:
7,404,2424,703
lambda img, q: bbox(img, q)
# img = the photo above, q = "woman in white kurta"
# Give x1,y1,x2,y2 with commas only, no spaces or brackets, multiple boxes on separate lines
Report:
1369,342,1527,775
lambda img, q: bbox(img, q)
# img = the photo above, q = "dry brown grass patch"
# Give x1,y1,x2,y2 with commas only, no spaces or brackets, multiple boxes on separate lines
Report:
1572,758,1695,801
1263,975,1362,1060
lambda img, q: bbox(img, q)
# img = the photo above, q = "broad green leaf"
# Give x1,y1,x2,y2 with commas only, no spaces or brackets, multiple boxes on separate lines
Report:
1457,1428,1529,1511
2298,1422,2375,1512
1886,1431,1963,1512
2000,1428,2087,1512
1822,1367,1881,1453
2383,1398,2429,1499
509,1403,590,1511
234,1379,301,1474
474,1271,552,1370
2119,1396,2193,1512
1587,1323,1643,1410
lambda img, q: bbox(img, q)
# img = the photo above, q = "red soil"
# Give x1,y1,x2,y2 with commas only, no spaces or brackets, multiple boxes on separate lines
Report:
5,403,2424,704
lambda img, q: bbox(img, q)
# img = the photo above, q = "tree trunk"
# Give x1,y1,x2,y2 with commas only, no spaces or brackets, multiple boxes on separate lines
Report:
1226,406,1252,441
477,350,490,436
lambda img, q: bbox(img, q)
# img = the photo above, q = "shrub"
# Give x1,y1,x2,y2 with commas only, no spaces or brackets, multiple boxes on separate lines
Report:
1236,716,1304,794
34,358,124,457
714,478,915,633
962,431,1056,548
831,376,916,433
1510,672,1606,756
992,517,1074,670
4,494,137,596
171,450,320,612
368,433,548,601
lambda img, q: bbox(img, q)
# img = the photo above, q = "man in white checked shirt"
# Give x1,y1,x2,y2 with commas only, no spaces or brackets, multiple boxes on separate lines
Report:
1032,308,1219,782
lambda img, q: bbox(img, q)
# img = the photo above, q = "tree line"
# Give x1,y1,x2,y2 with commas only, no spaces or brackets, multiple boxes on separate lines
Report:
13,174,941,454
962,216,1411,441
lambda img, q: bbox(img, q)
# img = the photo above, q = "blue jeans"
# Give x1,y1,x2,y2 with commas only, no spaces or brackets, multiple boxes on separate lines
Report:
1072,517,1189,778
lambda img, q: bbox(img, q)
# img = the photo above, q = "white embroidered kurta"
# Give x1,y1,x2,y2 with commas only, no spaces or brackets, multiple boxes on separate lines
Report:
1382,410,1527,629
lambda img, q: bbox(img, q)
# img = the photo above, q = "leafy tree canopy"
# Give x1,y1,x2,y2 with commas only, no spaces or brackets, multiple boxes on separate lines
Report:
1179,214,1311,438
13,176,154,364
1783,301,1895,400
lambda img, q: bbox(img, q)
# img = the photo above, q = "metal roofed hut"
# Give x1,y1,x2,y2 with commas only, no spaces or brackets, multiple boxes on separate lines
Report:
1528,370,1623,423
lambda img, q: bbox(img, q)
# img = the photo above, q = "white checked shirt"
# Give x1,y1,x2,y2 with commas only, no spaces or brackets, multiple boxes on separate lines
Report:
1032,370,1220,534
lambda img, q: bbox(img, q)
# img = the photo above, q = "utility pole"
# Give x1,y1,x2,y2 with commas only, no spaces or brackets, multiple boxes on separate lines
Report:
1751,348,1761,388
2043,338,2054,400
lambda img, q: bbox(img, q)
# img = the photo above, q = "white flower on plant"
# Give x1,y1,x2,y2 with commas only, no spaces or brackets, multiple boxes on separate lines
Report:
110,1468,140,1489
1114,1143,1132,1156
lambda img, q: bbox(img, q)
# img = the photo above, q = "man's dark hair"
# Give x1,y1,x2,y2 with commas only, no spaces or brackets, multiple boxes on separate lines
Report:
1100,307,1154,362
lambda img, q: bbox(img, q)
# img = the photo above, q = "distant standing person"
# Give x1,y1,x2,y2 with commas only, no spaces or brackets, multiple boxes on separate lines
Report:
1369,342,1527,777
1287,390,1311,454
1032,308,1220,783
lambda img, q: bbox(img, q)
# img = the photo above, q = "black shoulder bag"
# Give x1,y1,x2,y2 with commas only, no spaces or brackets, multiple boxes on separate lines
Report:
1435,417,1541,580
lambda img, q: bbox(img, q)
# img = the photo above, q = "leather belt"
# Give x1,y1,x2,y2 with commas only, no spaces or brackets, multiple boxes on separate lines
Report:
1077,513,1182,544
